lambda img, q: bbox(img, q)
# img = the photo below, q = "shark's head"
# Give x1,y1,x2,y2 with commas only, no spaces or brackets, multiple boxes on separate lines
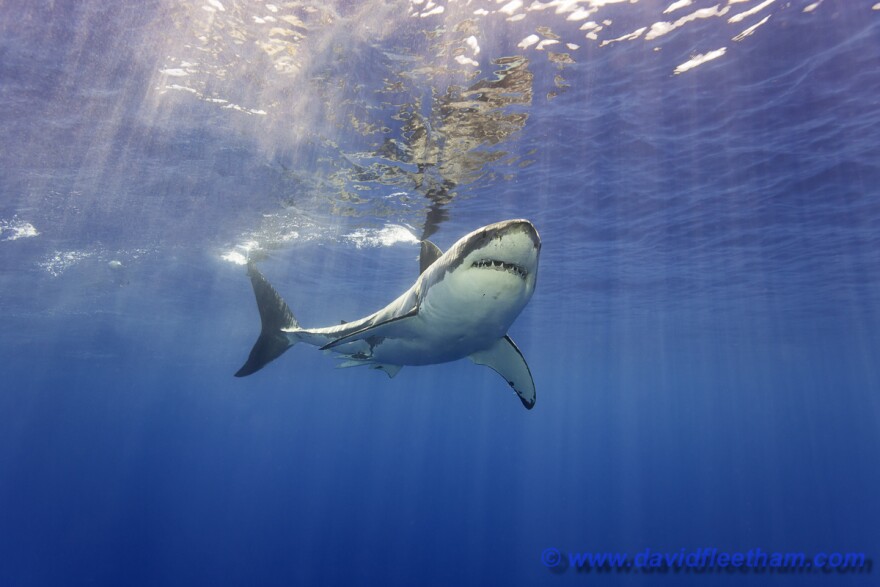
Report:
456,219,541,291
419,219,540,339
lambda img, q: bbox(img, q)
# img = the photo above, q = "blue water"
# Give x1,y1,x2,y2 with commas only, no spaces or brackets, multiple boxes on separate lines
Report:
1,1,879,585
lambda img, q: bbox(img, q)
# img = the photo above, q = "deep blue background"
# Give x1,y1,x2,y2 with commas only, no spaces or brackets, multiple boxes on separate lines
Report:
1,1,878,585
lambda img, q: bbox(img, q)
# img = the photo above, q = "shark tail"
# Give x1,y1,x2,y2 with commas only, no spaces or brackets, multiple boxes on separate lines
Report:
235,262,300,377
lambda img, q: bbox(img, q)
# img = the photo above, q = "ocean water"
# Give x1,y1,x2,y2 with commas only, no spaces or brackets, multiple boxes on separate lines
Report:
1,1,879,585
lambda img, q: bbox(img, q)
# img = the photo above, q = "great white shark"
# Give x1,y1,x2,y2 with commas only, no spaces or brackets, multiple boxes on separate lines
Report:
235,219,541,409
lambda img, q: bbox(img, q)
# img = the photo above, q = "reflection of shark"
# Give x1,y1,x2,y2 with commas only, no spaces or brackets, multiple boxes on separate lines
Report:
236,219,541,408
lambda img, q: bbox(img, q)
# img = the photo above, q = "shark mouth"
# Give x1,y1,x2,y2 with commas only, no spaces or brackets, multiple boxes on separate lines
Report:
471,259,528,279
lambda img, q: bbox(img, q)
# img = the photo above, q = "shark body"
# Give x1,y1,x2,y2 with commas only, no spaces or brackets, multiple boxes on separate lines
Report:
235,219,541,408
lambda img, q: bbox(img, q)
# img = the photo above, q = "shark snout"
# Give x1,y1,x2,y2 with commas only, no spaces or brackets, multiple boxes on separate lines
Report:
483,219,541,251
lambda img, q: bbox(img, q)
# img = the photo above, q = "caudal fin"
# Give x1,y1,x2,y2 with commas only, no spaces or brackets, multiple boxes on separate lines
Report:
235,262,300,377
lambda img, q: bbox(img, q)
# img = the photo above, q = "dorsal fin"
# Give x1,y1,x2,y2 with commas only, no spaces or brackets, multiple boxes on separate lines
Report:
420,240,443,274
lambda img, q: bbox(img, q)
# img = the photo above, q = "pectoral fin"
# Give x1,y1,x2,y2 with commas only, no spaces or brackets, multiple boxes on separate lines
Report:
470,335,536,409
320,307,419,351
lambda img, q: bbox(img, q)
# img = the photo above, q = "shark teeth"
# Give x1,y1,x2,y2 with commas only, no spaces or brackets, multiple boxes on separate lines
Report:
471,259,528,279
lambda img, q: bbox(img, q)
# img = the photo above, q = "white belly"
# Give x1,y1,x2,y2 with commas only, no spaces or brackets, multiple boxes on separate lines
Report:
369,268,531,366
